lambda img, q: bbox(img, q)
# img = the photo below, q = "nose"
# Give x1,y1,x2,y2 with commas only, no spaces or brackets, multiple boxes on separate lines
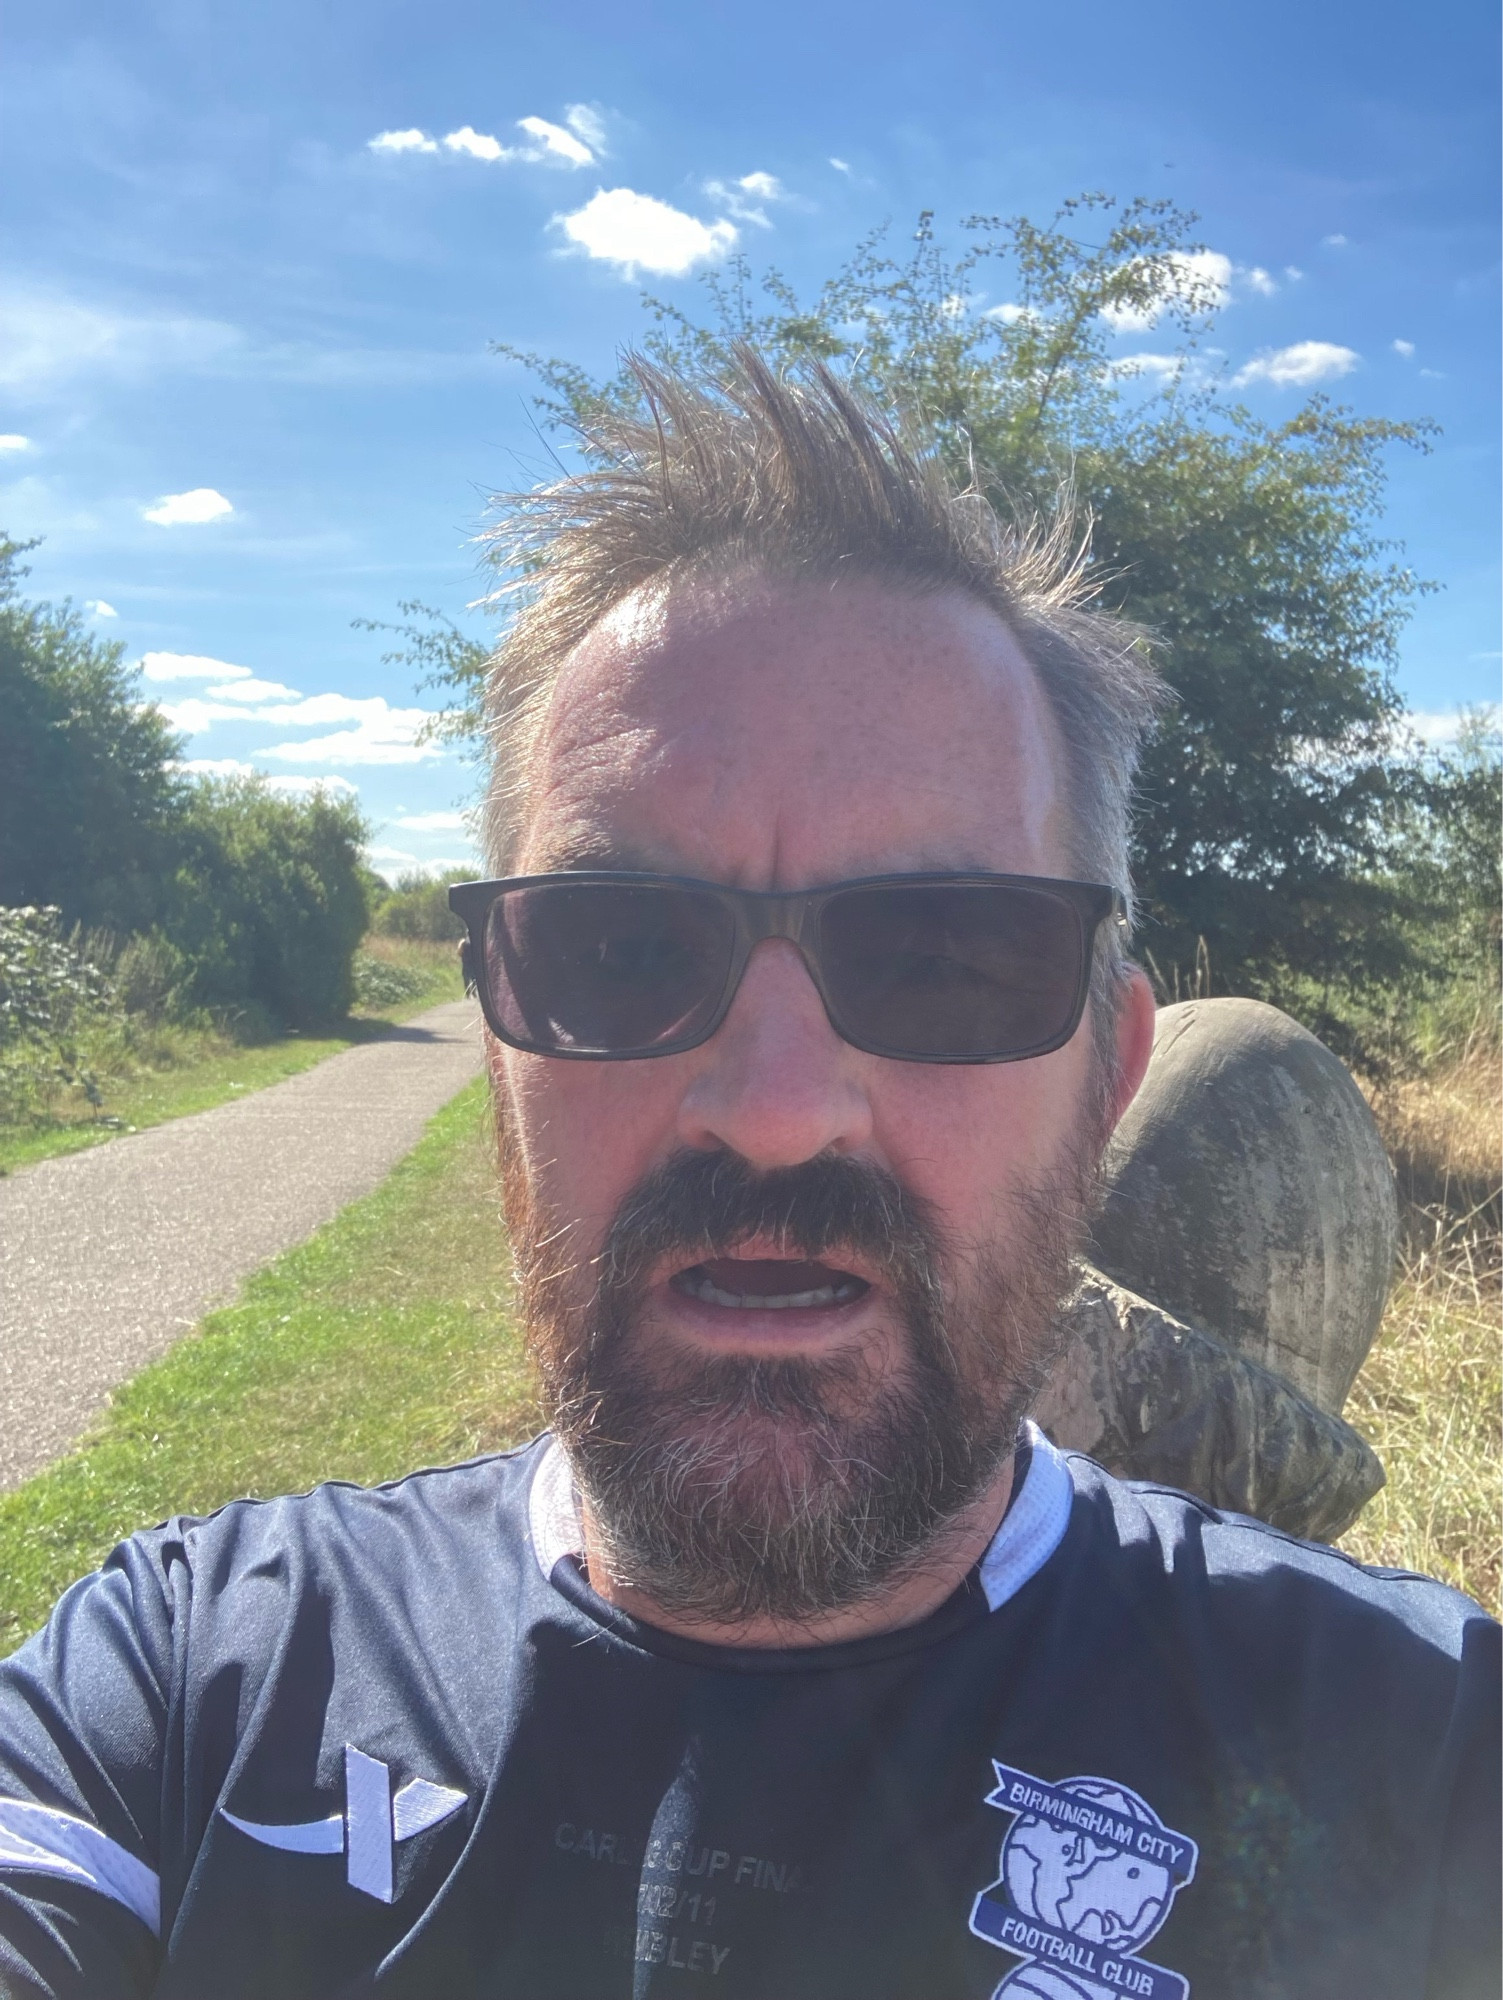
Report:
674,939,875,1169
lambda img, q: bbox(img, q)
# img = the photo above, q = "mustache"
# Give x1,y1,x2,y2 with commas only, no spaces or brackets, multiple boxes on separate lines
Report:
593,1146,948,1305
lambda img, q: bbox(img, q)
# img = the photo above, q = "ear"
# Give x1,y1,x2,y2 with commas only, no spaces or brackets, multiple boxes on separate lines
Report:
1106,967,1157,1135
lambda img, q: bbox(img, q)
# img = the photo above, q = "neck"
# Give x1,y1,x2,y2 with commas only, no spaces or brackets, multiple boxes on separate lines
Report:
576,1453,1016,1649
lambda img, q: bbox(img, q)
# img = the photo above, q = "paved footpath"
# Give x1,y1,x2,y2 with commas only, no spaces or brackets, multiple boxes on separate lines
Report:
0,999,483,1491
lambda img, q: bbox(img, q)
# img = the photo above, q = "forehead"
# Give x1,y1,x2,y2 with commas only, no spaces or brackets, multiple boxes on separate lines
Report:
517,570,1070,885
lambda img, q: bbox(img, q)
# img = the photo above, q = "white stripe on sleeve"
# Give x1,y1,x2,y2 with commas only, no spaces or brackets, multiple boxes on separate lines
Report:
0,1796,160,1935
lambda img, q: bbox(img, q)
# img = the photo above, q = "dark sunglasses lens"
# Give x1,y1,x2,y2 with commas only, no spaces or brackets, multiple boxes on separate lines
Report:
818,883,1088,1058
483,883,736,1054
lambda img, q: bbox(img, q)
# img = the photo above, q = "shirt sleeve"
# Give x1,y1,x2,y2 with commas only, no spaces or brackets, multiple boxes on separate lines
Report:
0,1533,179,2000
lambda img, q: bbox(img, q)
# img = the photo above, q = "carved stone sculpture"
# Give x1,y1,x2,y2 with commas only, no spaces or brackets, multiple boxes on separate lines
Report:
1040,999,1397,1540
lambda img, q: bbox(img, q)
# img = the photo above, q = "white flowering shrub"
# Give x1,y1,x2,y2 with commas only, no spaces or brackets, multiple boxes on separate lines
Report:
0,906,113,1123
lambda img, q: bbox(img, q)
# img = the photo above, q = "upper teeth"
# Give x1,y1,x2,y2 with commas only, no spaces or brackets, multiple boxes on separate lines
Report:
680,1274,864,1310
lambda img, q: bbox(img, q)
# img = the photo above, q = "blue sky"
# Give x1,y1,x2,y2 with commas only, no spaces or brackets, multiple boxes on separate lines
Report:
5,0,1498,879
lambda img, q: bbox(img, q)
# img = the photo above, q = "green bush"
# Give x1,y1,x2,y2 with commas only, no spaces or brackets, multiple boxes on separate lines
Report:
107,931,189,1023
370,870,468,942
351,951,429,1009
164,779,372,1026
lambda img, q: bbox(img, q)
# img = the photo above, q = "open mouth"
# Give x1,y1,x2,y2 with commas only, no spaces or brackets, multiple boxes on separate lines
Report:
670,1258,871,1311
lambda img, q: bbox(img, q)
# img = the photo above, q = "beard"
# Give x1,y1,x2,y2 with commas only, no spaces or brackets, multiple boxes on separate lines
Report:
503,1128,1098,1629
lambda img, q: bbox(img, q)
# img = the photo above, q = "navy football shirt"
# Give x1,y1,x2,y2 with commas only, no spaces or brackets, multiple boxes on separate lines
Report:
0,1427,1495,1998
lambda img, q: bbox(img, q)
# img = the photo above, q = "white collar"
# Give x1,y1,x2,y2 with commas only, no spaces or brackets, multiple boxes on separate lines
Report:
528,1420,1074,1619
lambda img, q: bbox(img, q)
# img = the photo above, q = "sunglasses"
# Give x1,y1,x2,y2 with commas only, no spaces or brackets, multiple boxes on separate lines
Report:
449,871,1125,1065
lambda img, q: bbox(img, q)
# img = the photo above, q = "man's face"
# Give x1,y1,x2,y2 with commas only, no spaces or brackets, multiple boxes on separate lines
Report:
492,571,1138,1622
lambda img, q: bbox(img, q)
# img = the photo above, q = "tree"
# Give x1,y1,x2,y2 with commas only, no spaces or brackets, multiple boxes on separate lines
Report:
0,542,372,1024
164,777,371,1025
1390,715,1502,1037
352,602,490,755
0,535,186,933
436,195,1433,1008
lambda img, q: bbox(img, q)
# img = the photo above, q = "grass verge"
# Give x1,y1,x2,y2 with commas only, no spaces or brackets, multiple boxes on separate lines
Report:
1340,1227,1500,1609
1339,1044,1502,1612
0,1080,537,1656
0,938,464,1176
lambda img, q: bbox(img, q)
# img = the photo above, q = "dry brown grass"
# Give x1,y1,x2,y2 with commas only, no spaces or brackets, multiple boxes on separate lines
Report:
1341,1044,1502,1611
1362,1036,1502,1248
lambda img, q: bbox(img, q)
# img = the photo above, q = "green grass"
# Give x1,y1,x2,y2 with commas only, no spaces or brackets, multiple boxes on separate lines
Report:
0,938,464,1176
0,1081,539,1656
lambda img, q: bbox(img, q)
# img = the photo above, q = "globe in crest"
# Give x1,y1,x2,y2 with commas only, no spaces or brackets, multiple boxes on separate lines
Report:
1002,1776,1173,1955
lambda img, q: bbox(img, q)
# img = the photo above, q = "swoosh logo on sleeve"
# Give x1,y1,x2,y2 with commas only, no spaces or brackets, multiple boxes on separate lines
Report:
219,1744,467,1903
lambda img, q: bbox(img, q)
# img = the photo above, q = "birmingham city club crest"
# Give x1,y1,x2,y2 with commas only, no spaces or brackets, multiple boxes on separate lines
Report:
969,1761,1198,2000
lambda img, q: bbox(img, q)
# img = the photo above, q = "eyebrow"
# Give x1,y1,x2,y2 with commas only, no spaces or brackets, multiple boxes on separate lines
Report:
513,845,1016,886
521,835,669,875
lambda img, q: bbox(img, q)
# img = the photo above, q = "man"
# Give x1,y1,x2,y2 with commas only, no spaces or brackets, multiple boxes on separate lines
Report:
0,353,1495,1998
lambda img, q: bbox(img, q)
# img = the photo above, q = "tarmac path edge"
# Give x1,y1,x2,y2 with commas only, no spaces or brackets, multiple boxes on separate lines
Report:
0,999,484,1491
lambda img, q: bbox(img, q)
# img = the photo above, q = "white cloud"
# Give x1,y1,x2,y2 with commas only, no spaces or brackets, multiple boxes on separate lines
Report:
1100,249,1234,331
1408,707,1500,745
0,288,495,396
264,727,438,766
1243,266,1278,297
564,105,607,155
1322,233,1348,248
705,170,788,229
517,115,593,166
368,847,474,877
0,290,243,395
395,810,468,831
830,157,851,175
441,113,598,169
368,128,438,154
1233,340,1360,388
1420,367,1445,379
985,303,1030,325
268,693,409,726
1110,352,1183,381
203,677,300,703
1393,338,1416,358
444,124,506,161
155,697,245,732
177,757,359,796
88,599,118,619
159,689,419,729
262,773,360,797
1284,266,1304,281
556,188,737,278
163,687,441,765
143,486,233,526
140,650,251,682
260,697,442,766
178,757,255,778
0,433,30,453
151,656,449,770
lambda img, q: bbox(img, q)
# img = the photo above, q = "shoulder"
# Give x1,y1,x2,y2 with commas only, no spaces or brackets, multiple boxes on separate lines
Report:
160,1436,549,1584
31,1438,554,1673
1054,1446,1497,1701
